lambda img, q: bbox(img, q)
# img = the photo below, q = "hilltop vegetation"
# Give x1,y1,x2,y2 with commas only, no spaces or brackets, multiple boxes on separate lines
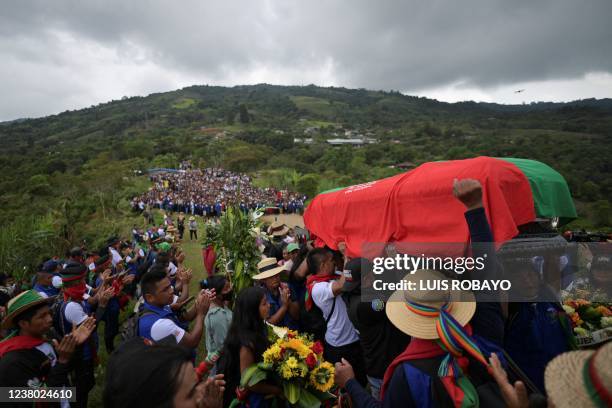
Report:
0,84,610,274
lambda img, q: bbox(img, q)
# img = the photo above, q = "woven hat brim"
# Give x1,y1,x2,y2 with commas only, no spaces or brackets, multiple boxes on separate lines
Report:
545,350,596,408
385,288,476,340
253,265,285,280
270,226,290,236
2,296,54,329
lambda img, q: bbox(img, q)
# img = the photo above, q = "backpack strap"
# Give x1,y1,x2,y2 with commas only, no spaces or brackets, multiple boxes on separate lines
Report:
325,296,337,325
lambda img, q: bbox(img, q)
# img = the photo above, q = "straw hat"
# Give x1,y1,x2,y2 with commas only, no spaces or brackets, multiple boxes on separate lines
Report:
2,290,54,329
253,257,285,280
385,269,476,340
544,341,612,408
267,221,289,237
166,225,177,233
189,216,195,221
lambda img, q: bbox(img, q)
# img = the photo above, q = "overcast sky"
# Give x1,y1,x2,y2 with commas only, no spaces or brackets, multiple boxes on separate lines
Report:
2,0,612,121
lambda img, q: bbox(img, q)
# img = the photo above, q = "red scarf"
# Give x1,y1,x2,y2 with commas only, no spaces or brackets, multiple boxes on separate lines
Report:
305,274,336,311
0,335,45,358
380,325,475,400
64,281,87,302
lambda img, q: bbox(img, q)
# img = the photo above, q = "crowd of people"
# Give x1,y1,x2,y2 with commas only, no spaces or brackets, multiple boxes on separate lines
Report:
131,167,306,217
0,178,610,408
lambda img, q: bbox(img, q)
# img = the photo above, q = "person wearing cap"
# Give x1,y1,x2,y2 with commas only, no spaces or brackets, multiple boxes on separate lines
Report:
281,242,300,272
341,258,411,400
189,216,198,240
33,261,61,298
0,290,95,394
253,258,299,329
60,262,114,408
266,221,289,261
333,179,508,407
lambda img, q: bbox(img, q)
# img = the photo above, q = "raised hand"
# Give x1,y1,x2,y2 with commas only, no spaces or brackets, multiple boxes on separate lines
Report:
453,178,483,210
99,286,115,307
279,285,290,306
122,274,135,285
196,290,212,316
72,317,96,344
334,358,355,388
53,334,78,364
489,353,529,408
101,269,112,283
197,374,225,408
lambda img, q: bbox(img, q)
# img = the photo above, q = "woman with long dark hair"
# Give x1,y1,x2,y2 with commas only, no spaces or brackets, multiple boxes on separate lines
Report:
104,338,225,408
218,286,282,407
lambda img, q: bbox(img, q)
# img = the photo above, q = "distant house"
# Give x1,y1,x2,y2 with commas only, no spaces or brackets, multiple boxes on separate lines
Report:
326,138,378,146
294,138,314,144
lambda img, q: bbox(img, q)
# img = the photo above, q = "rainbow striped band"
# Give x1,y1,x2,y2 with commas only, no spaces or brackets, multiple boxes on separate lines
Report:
404,300,489,368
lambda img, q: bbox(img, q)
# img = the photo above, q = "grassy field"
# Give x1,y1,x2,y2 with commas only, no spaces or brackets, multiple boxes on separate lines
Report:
290,96,336,116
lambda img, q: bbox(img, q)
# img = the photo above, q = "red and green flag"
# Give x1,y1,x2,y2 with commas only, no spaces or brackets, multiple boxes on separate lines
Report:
304,156,576,258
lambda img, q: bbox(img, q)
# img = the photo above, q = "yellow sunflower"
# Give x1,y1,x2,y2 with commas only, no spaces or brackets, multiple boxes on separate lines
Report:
309,361,335,392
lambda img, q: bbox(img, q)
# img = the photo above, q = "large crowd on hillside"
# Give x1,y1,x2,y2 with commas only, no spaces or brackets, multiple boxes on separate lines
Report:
131,167,306,216
0,178,610,408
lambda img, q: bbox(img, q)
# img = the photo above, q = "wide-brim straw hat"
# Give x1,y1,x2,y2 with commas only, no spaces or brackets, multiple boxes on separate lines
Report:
268,221,289,237
253,257,285,280
385,269,476,340
2,290,54,329
544,341,612,408
189,216,195,221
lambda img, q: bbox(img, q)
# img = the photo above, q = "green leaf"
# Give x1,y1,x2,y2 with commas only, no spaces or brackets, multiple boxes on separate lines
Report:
297,388,323,408
283,381,301,404
240,365,268,387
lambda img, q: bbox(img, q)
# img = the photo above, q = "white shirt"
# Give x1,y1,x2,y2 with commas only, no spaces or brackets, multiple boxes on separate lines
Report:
150,318,185,343
168,262,178,277
64,302,88,326
110,247,122,267
311,281,359,347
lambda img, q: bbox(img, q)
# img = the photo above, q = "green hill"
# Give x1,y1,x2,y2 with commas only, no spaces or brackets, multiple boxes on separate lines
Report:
0,83,610,267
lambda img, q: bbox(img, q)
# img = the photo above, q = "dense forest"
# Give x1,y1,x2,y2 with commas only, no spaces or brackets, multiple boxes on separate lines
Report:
1,84,610,277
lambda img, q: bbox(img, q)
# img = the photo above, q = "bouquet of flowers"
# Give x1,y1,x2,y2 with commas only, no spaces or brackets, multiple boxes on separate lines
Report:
563,298,612,346
236,329,336,408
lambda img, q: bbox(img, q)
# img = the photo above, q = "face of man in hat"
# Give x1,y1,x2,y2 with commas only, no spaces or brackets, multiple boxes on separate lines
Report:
16,305,53,337
262,274,281,293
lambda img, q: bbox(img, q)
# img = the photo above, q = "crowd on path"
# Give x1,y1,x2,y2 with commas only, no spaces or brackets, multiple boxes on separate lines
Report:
131,167,306,217
0,178,610,408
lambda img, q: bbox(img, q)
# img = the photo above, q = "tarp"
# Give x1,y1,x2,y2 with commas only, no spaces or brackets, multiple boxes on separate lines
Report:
304,156,575,258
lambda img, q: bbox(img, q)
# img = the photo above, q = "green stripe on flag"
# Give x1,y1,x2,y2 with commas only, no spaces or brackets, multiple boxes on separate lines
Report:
499,158,577,225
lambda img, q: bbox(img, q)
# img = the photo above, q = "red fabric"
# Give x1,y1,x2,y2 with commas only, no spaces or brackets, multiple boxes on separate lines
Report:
304,157,536,258
63,281,86,302
380,338,446,399
202,246,216,275
305,274,336,311
0,335,45,358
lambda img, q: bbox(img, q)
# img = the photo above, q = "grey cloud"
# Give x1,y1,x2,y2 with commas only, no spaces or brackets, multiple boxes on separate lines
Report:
1,0,611,119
